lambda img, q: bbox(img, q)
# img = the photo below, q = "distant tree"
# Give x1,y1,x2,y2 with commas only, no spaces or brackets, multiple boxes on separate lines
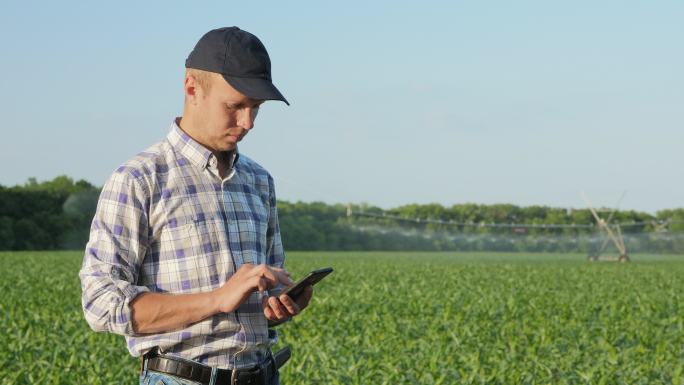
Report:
0,216,14,250
0,176,100,250
13,218,52,250
1,175,682,253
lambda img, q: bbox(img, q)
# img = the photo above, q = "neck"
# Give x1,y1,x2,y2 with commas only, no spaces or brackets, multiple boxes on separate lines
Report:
177,115,198,141
177,114,193,135
177,115,237,165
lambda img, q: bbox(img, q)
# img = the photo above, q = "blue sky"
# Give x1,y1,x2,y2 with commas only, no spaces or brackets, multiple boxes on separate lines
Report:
1,1,682,213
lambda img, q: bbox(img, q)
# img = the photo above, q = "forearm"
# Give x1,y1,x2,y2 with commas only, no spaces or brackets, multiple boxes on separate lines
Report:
130,291,219,334
131,264,294,334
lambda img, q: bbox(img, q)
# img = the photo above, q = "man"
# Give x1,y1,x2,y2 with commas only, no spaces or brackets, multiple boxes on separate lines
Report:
79,27,312,385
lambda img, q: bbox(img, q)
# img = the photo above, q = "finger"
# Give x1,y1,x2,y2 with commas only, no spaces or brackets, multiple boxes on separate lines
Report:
262,265,292,285
257,266,293,289
238,263,254,273
251,269,278,289
268,266,288,275
264,266,292,286
279,294,300,315
255,277,269,294
268,296,289,319
262,296,278,321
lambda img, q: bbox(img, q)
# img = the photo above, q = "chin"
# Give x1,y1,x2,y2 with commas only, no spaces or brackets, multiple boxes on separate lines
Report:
222,143,237,151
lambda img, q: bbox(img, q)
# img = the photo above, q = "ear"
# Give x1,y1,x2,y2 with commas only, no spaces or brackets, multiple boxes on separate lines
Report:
184,73,200,105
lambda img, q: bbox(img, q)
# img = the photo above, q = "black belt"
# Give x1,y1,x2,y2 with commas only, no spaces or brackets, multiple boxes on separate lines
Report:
142,347,290,385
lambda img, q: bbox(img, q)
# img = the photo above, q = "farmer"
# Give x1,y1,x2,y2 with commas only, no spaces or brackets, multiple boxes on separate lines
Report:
79,27,312,385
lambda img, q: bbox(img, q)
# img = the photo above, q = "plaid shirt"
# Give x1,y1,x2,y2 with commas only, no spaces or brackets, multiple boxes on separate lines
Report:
79,120,285,369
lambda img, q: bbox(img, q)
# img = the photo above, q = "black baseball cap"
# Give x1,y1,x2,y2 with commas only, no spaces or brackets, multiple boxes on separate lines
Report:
185,27,289,105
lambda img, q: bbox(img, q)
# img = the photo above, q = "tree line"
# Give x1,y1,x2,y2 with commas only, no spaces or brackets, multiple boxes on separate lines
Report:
1,176,682,253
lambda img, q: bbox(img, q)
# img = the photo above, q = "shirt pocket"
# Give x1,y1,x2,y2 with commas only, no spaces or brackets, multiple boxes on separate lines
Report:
152,219,207,293
151,217,232,293
193,217,232,288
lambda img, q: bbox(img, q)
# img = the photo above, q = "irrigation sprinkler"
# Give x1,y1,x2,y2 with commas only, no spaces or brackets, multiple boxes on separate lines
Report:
581,191,629,263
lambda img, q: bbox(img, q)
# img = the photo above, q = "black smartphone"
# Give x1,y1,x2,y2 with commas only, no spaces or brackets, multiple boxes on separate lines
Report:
279,267,333,301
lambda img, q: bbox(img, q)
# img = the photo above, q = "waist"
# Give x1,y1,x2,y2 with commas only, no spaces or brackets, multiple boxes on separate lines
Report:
128,327,277,369
142,347,278,385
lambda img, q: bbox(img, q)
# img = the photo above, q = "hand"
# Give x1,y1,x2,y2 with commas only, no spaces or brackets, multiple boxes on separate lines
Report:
263,286,314,324
213,264,293,314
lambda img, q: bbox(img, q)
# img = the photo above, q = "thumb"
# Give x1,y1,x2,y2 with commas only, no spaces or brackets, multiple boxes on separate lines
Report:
257,277,268,294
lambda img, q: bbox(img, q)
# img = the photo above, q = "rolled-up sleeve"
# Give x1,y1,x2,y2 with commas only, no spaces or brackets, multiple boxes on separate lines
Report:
79,168,150,336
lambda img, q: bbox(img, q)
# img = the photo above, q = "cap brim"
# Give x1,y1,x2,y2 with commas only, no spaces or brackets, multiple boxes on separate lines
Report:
222,75,290,105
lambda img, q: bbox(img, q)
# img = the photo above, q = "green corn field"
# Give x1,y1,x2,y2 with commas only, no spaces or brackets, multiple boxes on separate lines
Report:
1,251,684,384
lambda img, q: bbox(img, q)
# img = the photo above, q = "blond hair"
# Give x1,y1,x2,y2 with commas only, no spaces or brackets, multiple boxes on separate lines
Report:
186,68,214,94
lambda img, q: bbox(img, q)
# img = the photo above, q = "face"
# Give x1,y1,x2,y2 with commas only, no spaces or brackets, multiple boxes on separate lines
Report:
185,72,264,153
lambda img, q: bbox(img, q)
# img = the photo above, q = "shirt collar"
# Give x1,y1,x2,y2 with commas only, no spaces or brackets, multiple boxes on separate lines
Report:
167,118,239,171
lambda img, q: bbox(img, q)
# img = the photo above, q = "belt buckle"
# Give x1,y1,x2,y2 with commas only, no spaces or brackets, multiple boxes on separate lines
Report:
231,361,266,385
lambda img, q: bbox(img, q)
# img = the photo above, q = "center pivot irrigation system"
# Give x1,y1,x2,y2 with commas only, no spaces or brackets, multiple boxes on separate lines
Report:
346,193,683,263
580,191,629,262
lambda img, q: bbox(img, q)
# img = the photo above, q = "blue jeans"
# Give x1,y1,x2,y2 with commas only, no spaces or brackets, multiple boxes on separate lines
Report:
139,368,280,385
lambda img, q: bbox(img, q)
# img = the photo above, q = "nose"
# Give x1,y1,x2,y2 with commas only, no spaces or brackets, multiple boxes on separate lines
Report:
237,107,257,131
